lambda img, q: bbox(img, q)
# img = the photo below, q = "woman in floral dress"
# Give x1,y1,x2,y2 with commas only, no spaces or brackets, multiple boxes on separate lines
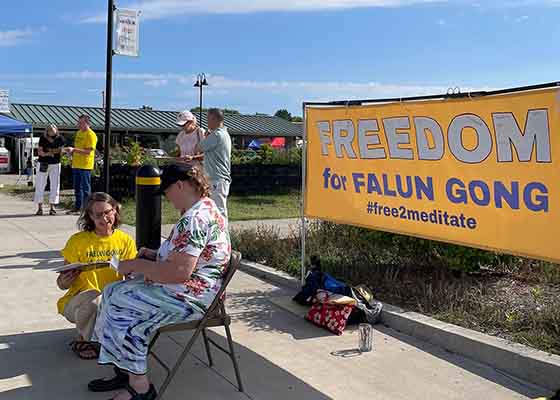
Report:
88,163,230,400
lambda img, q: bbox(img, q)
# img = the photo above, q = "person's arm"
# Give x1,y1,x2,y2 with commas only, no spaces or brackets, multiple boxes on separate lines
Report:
197,130,219,154
137,247,157,261
119,252,197,284
120,211,209,283
37,145,50,157
51,144,63,154
71,147,94,155
191,153,204,160
192,128,207,159
70,131,97,155
56,263,80,290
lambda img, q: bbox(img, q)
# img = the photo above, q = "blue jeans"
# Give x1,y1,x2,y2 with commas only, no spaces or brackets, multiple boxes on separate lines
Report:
72,168,92,210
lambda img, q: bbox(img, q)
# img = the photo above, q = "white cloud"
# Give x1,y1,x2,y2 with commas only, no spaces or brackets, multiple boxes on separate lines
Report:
1,70,492,113
144,79,169,87
81,0,444,22
0,70,485,99
22,89,57,95
515,15,529,21
80,0,560,22
0,28,34,47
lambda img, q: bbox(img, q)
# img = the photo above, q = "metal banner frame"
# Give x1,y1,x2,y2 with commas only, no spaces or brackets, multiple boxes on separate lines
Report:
300,80,560,286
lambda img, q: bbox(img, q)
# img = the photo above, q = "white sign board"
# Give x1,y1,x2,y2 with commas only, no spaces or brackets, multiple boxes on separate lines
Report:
115,9,140,57
0,90,9,113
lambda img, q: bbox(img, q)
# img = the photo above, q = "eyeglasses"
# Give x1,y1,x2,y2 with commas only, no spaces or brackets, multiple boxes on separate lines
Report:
90,208,115,220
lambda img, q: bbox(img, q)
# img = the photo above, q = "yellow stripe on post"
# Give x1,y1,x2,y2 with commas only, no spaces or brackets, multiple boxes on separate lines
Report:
135,177,161,186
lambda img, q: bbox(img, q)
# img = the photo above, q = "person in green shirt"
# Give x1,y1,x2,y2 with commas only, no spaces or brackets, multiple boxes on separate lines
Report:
195,108,232,218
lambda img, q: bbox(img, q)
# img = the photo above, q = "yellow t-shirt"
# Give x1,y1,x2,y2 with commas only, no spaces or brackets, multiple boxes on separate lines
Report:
72,128,97,170
57,229,137,314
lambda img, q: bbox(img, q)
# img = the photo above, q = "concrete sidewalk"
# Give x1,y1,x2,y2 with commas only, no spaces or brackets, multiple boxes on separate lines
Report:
0,192,550,399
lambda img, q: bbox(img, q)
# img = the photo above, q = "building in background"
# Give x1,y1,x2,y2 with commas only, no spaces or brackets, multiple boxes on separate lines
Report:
5,103,303,156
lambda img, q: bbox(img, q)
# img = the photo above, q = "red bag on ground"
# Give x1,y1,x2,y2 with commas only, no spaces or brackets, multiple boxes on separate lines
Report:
305,291,355,335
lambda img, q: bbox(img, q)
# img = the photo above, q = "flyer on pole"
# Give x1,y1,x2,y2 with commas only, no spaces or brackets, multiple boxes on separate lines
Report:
0,90,9,113
115,9,140,57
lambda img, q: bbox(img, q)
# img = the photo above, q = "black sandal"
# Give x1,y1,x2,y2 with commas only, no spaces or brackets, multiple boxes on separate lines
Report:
70,340,100,360
88,366,129,392
110,383,157,400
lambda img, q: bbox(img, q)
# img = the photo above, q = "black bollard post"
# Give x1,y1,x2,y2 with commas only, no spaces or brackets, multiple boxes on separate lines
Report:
135,165,162,251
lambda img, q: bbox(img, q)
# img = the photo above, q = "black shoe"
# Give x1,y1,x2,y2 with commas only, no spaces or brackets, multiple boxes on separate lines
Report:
115,383,157,400
88,366,129,392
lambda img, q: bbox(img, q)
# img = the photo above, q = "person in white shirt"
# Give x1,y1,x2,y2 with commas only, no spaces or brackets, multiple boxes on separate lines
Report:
175,110,205,167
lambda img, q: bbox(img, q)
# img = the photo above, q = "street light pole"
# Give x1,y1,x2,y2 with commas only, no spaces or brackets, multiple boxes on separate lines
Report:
193,73,208,128
103,0,115,193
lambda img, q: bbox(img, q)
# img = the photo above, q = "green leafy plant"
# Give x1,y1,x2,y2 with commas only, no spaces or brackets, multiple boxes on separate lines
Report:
126,142,144,166
109,145,127,165
257,144,274,164
60,153,71,167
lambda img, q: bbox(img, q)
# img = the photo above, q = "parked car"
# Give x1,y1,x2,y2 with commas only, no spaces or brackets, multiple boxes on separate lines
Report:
147,148,168,159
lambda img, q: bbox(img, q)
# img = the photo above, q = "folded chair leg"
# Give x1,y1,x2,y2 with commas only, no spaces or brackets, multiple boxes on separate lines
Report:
224,323,244,392
156,330,201,400
202,329,214,367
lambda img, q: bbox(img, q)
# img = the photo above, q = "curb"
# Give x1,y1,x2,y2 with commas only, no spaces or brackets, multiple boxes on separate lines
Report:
238,259,560,392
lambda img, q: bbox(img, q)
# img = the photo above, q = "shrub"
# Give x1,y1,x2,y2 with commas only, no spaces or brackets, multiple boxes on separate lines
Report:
126,142,143,166
231,147,301,166
230,221,560,354
257,144,274,164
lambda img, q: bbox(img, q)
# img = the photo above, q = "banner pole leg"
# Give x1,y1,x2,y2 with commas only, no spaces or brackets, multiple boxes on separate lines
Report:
300,102,307,287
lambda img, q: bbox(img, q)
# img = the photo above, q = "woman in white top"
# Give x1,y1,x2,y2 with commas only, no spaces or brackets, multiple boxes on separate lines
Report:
175,109,205,166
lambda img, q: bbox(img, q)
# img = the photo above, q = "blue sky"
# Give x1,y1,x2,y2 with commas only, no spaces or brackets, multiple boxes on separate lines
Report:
1,0,560,116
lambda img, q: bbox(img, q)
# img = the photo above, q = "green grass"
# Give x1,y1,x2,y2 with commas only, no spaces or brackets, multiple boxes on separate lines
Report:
122,192,300,225
0,184,34,195
228,193,300,221
0,184,75,209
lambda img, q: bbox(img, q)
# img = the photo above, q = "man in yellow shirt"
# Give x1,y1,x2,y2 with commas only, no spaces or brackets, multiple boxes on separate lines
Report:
67,115,98,213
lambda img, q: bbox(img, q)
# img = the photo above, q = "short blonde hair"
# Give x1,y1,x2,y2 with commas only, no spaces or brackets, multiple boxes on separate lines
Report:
46,124,58,135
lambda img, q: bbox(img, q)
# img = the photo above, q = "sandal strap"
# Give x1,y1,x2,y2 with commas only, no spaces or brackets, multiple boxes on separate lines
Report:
124,383,157,400
125,383,139,397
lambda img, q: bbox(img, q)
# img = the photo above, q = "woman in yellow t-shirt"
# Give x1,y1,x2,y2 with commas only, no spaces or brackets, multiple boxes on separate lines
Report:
57,192,137,359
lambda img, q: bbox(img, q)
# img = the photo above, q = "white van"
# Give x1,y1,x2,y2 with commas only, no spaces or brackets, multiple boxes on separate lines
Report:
0,144,9,173
14,137,39,173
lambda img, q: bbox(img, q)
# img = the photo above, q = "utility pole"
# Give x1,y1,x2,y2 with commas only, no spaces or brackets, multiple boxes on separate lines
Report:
103,0,115,193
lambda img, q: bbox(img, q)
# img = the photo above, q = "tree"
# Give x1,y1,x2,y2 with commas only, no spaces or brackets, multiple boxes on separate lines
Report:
190,107,208,113
274,109,292,121
190,107,240,115
291,116,303,122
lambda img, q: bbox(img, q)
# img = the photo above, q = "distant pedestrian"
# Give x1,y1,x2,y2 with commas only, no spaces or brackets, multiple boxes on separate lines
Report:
66,115,97,214
34,124,64,215
175,109,205,167
24,154,33,181
195,108,231,218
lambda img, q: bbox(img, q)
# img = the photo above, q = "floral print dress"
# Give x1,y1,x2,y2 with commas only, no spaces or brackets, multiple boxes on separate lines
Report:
92,198,230,374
